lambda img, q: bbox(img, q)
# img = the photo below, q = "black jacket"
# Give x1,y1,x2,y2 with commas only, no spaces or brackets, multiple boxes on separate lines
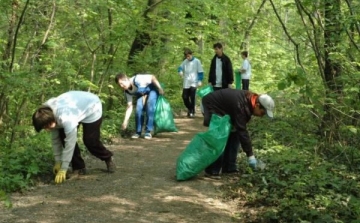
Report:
208,54,234,88
202,89,253,156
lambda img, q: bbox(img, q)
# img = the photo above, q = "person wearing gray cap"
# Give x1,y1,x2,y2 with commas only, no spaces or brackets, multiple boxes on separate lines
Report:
201,88,275,179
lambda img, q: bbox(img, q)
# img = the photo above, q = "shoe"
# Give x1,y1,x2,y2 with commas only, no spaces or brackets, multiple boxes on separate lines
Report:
204,172,221,179
105,157,116,173
144,132,152,139
73,168,87,175
222,169,239,175
131,133,141,139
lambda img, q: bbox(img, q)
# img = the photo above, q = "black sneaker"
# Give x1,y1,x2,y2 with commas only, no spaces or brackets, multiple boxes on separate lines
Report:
73,168,87,175
204,172,221,179
105,157,116,173
222,169,239,175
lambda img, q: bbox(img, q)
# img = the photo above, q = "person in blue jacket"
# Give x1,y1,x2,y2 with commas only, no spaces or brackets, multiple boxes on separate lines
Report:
178,48,204,118
115,73,164,139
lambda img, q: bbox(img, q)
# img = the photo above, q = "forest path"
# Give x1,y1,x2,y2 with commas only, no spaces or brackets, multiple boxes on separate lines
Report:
0,115,241,223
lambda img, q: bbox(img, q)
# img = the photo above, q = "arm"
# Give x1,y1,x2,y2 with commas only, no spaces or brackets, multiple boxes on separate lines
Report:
227,57,234,88
151,75,164,95
240,59,248,73
178,62,184,77
234,114,253,157
122,101,133,130
51,130,63,162
60,128,78,170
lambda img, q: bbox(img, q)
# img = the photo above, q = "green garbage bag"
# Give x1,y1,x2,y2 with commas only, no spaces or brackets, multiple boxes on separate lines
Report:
176,114,231,181
235,70,242,89
197,85,214,114
154,95,178,134
196,85,214,98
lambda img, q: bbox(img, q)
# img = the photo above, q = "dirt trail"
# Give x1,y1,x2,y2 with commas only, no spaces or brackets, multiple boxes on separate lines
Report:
0,116,240,223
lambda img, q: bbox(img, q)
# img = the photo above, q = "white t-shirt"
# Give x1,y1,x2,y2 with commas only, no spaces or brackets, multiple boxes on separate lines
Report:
44,91,102,170
125,74,153,102
215,57,223,87
241,58,251,80
179,58,204,88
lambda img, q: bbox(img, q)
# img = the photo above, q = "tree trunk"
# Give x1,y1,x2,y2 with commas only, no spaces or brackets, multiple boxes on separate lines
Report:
320,0,343,140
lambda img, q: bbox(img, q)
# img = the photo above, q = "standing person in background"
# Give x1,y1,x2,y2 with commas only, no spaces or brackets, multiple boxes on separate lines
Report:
240,51,251,90
208,42,234,91
178,48,204,118
115,73,164,139
32,91,116,184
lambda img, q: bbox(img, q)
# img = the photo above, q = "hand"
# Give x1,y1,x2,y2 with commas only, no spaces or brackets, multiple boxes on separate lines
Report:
55,169,67,184
121,122,128,130
228,84,233,89
158,88,164,95
179,72,183,78
53,162,61,174
197,81,202,87
248,157,257,170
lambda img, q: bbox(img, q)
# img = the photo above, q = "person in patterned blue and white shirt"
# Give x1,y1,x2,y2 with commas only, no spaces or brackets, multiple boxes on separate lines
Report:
177,48,204,118
115,73,164,139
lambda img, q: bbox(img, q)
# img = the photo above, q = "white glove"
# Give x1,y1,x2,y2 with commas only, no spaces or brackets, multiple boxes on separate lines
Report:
197,81,202,87
179,72,183,78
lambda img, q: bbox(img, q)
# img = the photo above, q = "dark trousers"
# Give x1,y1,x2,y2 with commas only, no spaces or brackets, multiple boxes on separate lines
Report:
242,79,250,90
59,117,113,170
205,131,240,174
182,87,197,114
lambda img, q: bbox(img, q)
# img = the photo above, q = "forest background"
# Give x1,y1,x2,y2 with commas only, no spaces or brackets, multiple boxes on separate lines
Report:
0,0,360,222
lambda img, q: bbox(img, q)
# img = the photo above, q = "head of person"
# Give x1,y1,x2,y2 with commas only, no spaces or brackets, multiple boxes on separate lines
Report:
114,73,131,90
32,106,56,132
241,51,248,59
184,48,193,61
253,94,275,118
213,42,223,57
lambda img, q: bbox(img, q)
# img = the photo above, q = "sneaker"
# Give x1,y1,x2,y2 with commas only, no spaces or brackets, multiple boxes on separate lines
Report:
222,169,239,175
204,172,221,179
105,157,116,173
144,132,152,139
131,133,141,139
73,168,87,175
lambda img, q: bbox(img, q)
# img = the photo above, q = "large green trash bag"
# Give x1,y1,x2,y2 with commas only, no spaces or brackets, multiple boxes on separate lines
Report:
154,95,178,134
197,85,214,114
176,114,231,181
235,70,242,89
196,85,214,98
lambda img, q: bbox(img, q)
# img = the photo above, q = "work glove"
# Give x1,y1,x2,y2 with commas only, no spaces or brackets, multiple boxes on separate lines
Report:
55,169,67,184
248,157,257,170
53,162,61,174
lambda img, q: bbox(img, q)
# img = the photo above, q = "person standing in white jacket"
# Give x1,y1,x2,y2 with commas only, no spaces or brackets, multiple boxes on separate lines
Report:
32,91,115,184
239,51,251,90
178,48,204,118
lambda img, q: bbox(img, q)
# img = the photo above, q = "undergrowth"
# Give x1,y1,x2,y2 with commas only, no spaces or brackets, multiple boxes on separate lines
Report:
221,99,360,222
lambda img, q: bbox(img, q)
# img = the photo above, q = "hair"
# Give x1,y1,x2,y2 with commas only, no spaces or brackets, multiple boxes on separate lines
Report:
114,73,128,84
32,106,55,132
241,51,248,57
213,42,223,49
183,48,193,56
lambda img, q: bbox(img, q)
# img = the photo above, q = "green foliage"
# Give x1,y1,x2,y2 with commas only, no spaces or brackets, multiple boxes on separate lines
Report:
0,132,52,194
0,1,359,221
222,88,360,222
